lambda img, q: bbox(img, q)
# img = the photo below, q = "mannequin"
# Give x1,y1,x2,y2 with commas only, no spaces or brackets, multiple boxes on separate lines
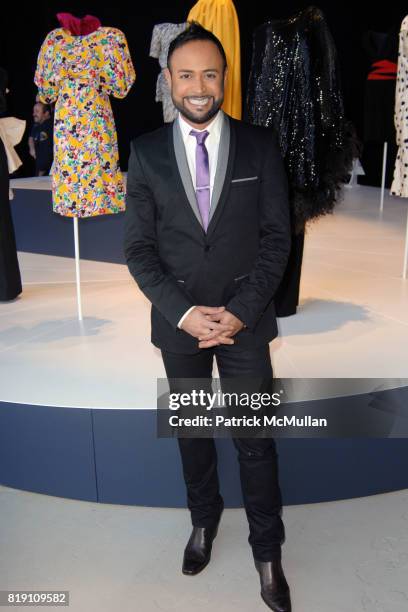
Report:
34,13,135,318
35,13,135,217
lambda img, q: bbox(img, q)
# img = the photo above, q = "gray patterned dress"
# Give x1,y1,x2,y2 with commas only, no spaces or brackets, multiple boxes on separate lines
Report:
149,23,189,123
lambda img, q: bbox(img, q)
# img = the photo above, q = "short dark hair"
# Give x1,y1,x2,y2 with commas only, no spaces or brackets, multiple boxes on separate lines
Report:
167,21,227,72
36,101,52,115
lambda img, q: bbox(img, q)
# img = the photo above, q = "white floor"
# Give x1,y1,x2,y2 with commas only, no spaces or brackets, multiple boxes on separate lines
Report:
1,484,407,612
1,184,407,408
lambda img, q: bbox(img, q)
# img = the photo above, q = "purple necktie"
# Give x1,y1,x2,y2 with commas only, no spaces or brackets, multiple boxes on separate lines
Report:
190,129,210,231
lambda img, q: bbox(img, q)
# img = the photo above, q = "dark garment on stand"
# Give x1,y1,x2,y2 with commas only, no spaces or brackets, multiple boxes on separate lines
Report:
0,137,22,300
161,344,285,562
274,232,304,318
246,6,356,316
30,117,53,175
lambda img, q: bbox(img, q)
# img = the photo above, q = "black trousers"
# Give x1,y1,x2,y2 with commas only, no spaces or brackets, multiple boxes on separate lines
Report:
161,344,285,561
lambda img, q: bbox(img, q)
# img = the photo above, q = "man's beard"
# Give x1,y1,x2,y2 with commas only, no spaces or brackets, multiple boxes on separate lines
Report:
172,94,224,125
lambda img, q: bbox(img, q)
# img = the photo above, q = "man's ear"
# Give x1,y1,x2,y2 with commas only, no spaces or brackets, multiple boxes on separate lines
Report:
163,67,172,89
223,66,228,87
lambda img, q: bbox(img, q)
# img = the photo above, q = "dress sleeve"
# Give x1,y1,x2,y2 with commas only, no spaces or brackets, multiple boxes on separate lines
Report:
34,31,59,103
99,28,136,98
149,24,162,58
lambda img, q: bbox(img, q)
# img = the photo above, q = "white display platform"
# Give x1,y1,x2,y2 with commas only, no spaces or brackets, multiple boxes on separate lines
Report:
1,184,408,409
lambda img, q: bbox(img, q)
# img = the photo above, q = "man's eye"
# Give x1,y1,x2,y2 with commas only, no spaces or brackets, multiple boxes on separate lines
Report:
180,74,191,79
206,74,216,79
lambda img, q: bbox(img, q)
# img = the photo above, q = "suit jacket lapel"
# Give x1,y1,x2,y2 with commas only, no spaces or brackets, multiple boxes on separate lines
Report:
206,114,235,238
209,111,230,224
171,119,204,230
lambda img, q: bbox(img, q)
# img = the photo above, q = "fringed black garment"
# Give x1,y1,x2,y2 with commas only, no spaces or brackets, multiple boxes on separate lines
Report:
246,6,357,315
0,137,22,301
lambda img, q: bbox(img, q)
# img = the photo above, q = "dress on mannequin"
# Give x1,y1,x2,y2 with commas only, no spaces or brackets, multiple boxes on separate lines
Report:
187,0,242,120
0,136,22,301
246,6,356,316
150,23,189,123
391,15,408,197
34,13,136,217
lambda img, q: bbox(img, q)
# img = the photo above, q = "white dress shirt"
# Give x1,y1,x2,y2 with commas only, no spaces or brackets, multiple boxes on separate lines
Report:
176,110,223,329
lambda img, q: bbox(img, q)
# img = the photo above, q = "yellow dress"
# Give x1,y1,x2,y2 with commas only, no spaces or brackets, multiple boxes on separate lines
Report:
34,27,135,217
187,0,242,119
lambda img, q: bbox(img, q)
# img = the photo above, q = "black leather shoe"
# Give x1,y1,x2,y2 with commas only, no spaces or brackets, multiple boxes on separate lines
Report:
182,513,222,575
254,559,292,612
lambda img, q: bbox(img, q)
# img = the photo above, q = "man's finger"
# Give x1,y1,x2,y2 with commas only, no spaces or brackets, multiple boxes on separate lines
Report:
198,328,233,341
205,313,227,322
199,323,234,338
197,305,225,315
202,320,233,331
198,339,220,348
199,335,235,348
198,340,234,349
216,335,235,345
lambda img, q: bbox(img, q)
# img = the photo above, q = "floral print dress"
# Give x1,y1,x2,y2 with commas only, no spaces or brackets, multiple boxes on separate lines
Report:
35,27,135,217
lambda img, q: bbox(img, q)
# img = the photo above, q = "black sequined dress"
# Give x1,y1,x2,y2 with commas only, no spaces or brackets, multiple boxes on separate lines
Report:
247,6,356,315
0,137,22,301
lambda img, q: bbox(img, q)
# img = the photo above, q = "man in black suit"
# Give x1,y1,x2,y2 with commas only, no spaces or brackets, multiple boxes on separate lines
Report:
124,23,292,612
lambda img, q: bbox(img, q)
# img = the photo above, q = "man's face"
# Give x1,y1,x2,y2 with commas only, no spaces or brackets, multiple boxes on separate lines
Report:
33,103,47,123
164,40,227,128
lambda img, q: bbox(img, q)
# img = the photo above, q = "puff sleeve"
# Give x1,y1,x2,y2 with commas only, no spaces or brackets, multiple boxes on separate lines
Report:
99,28,136,98
34,30,60,103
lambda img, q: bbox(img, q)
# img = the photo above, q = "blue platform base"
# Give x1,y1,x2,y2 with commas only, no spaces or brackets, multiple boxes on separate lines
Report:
1,403,407,506
11,188,125,263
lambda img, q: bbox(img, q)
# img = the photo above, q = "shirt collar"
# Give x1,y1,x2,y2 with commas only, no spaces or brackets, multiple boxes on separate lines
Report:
178,110,223,141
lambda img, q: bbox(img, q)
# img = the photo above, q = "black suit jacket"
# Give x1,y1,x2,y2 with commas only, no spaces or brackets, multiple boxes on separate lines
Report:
124,112,291,354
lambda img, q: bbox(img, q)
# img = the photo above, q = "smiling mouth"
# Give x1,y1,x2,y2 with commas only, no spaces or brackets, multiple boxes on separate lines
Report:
186,97,212,106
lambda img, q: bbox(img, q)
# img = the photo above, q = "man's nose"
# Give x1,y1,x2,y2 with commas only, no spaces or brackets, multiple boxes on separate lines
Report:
192,76,206,94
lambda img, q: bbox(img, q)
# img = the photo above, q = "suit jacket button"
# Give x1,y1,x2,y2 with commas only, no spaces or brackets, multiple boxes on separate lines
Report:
204,245,211,252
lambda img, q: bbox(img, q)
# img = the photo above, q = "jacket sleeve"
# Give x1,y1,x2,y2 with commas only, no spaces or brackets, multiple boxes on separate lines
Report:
124,140,194,330
225,131,291,330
